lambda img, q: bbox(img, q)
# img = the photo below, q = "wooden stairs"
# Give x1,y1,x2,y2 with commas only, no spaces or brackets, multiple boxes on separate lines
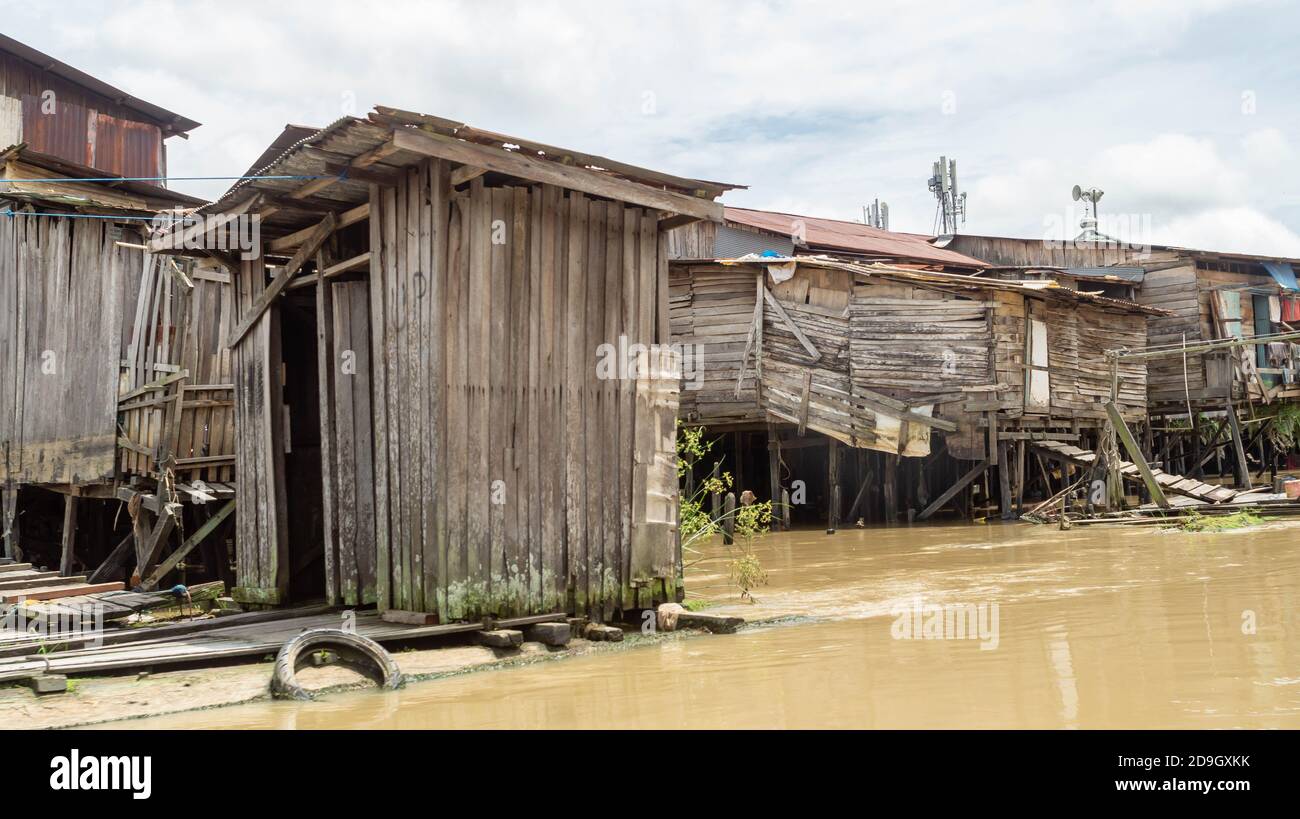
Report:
1031,440,1242,504
0,560,124,604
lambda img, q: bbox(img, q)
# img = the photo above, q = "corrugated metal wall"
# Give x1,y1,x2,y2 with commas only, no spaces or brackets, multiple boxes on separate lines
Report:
0,53,163,179
715,223,794,258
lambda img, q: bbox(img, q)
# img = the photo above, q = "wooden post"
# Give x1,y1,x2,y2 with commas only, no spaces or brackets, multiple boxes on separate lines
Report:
59,492,78,576
826,438,839,534
88,532,136,584
141,499,237,590
767,424,782,530
1,484,17,562
1225,396,1251,489
1014,439,1026,515
734,431,745,496
315,248,340,606
883,453,898,522
1105,401,1169,509
995,441,1012,520
781,489,792,530
723,492,736,545
710,461,722,523
918,459,990,521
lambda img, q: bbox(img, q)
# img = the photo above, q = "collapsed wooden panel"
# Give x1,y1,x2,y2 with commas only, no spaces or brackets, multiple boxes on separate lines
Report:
116,258,235,483
365,162,679,620
0,215,126,484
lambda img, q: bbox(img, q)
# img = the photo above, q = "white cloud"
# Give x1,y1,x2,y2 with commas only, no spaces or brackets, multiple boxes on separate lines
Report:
2,0,1296,256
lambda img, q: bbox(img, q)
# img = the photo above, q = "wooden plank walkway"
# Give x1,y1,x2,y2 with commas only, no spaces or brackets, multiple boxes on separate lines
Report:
0,609,567,683
1032,440,1241,504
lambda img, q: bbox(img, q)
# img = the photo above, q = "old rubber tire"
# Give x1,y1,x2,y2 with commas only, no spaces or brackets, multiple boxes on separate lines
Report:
270,628,404,701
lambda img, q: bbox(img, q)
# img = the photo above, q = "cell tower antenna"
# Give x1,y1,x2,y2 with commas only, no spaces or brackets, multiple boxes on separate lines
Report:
1070,184,1114,242
928,156,968,235
863,199,889,230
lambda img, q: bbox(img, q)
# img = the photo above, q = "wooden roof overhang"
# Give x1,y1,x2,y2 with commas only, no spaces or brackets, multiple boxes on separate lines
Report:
150,107,742,259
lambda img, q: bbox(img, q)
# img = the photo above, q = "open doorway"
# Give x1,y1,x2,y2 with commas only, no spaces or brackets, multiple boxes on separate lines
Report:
278,290,326,603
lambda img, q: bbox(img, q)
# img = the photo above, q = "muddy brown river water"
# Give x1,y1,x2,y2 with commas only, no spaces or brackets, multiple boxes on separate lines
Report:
101,521,1300,729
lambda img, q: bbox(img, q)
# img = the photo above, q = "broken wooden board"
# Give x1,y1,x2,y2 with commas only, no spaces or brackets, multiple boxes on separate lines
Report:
1031,440,1241,504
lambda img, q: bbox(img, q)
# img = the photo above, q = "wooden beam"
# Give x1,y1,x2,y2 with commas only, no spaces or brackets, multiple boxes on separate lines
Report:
268,202,369,253
141,500,236,590
88,532,137,584
285,251,373,292
323,161,400,187
1224,397,1252,490
226,212,337,348
59,494,77,577
797,371,813,436
450,165,489,187
918,459,990,521
391,128,723,222
149,193,260,253
1104,401,1169,509
761,285,820,360
136,505,179,581
659,213,701,231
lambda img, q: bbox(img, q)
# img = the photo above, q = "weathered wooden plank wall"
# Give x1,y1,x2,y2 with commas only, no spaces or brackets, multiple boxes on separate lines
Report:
325,280,376,606
116,257,235,483
668,265,764,426
0,214,127,485
230,253,289,605
360,159,680,620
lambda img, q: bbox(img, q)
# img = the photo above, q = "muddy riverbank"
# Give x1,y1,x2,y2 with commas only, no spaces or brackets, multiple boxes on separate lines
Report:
15,517,1300,729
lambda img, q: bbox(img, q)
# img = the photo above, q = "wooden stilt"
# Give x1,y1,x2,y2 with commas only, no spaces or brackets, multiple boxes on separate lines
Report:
734,431,745,496
1014,439,1026,514
767,424,782,530
142,499,237,590
88,532,136,584
710,461,722,522
1225,397,1251,489
918,459,990,521
1,484,18,562
826,438,839,533
1105,401,1169,509
135,506,179,583
845,465,874,524
59,493,78,577
883,453,898,522
722,492,736,545
999,442,1014,520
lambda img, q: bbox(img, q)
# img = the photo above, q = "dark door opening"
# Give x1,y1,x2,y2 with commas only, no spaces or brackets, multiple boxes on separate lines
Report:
279,292,326,602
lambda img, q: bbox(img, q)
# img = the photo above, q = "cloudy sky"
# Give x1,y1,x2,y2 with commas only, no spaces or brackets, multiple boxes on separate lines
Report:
5,0,1298,254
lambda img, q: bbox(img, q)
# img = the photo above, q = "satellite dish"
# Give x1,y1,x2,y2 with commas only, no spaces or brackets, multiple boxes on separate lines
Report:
1071,184,1082,202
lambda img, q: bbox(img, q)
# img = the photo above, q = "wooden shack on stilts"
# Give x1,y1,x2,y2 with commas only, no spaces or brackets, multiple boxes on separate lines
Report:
151,107,737,621
668,254,1167,526
946,232,1300,494
0,150,243,598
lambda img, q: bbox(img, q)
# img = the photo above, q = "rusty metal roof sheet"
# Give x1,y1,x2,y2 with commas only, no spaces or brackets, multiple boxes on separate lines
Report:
0,33,199,135
723,206,988,270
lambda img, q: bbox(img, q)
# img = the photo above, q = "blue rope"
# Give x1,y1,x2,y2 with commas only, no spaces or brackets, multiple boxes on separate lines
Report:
1,209,162,221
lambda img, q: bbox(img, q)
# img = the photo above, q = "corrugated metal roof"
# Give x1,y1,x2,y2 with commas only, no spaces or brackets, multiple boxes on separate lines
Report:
0,33,199,135
723,206,987,269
